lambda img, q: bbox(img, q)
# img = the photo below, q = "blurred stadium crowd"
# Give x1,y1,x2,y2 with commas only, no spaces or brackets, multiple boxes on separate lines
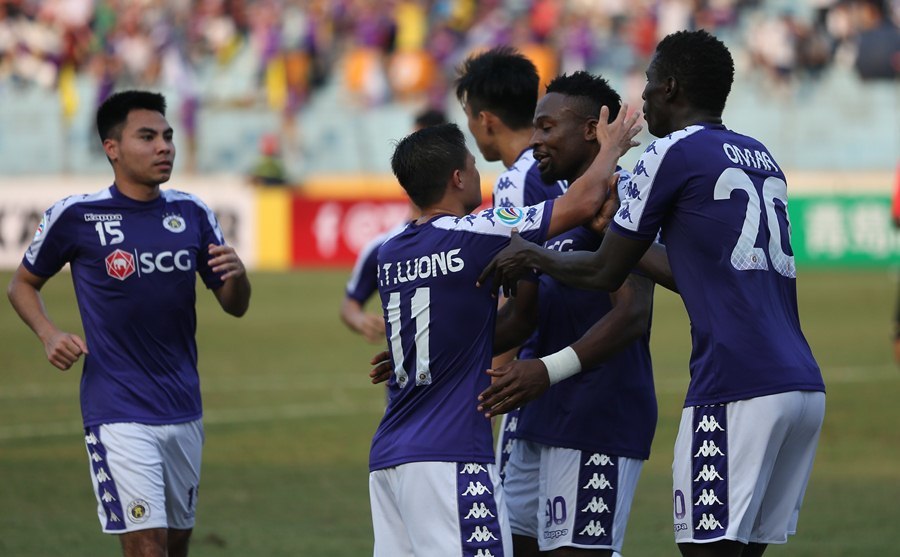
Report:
0,0,897,176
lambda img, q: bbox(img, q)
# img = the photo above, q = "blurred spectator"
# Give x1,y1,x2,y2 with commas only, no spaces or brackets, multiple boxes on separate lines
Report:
851,0,900,79
412,106,447,129
249,132,288,186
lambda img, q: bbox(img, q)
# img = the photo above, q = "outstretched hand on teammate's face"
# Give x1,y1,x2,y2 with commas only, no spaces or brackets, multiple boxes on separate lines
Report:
477,358,551,418
597,103,642,157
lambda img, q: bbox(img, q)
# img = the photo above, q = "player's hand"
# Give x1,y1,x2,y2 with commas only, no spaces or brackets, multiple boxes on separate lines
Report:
358,313,387,344
589,173,622,236
369,350,393,384
596,103,642,156
477,358,551,418
43,330,89,371
476,230,534,298
208,244,246,281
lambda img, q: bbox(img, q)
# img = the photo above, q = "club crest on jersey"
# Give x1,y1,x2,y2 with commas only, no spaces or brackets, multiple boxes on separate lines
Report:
105,249,136,280
494,207,524,227
162,213,186,233
127,499,151,524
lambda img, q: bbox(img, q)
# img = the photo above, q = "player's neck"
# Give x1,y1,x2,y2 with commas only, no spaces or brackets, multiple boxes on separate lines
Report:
673,108,723,132
417,203,464,223
497,129,534,168
113,179,162,202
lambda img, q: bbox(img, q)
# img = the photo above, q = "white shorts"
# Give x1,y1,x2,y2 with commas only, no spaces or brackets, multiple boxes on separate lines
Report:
672,390,825,545
504,439,642,553
84,420,204,534
369,461,512,557
495,409,521,483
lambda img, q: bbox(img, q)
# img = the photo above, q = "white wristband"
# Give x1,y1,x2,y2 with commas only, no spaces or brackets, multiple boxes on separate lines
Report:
539,346,582,385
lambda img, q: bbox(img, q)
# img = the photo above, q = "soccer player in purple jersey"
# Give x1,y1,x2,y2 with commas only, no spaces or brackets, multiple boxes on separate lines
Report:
7,91,251,557
455,46,567,482
478,30,826,557
367,115,640,557
485,72,656,557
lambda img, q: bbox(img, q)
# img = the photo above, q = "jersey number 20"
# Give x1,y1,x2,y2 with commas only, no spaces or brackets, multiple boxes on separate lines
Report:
714,167,795,278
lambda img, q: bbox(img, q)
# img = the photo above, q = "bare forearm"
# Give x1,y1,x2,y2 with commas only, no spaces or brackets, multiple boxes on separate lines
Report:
493,291,537,354
8,277,58,343
215,275,251,317
527,248,616,291
635,243,678,293
570,275,653,368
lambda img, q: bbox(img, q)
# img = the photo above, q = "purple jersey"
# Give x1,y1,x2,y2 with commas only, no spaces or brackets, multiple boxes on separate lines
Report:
23,185,226,427
611,124,824,406
345,223,407,303
517,171,657,459
369,202,555,471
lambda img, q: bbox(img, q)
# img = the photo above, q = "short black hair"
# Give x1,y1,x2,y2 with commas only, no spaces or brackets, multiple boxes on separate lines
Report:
96,90,167,142
455,46,539,130
653,30,734,115
413,108,448,129
391,123,468,208
545,71,621,123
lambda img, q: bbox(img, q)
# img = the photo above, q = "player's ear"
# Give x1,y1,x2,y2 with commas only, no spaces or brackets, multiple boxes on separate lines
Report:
584,118,598,141
102,138,118,161
481,111,499,134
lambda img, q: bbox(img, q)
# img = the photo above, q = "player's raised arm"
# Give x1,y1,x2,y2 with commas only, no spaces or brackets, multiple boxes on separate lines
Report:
544,104,641,239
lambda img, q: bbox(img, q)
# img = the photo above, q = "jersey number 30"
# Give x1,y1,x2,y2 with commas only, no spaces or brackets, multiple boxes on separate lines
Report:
714,167,795,278
386,288,432,388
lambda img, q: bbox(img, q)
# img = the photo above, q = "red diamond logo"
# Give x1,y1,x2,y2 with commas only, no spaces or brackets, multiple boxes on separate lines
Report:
105,249,135,280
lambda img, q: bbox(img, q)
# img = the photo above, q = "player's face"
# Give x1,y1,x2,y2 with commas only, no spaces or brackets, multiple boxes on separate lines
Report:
463,102,501,163
530,92,595,183
460,150,482,214
642,57,672,138
106,109,176,187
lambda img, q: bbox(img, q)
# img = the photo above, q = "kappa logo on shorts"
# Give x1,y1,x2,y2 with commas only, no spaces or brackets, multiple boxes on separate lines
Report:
460,463,488,475
581,473,613,490
474,550,497,557
463,502,496,520
461,481,492,496
695,414,725,432
694,464,724,482
466,525,498,543
694,439,725,457
584,453,614,466
694,488,724,506
580,496,611,514
127,499,151,524
696,512,724,531
578,520,607,537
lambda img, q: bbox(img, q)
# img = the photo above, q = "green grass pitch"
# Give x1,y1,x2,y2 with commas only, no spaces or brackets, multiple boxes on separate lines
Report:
1,268,897,556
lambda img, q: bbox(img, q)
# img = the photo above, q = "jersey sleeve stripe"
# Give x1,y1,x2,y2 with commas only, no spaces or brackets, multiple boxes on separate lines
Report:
25,187,113,266
614,126,704,234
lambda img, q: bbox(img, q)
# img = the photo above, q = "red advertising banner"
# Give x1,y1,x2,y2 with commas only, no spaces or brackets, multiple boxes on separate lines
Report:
291,197,411,267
